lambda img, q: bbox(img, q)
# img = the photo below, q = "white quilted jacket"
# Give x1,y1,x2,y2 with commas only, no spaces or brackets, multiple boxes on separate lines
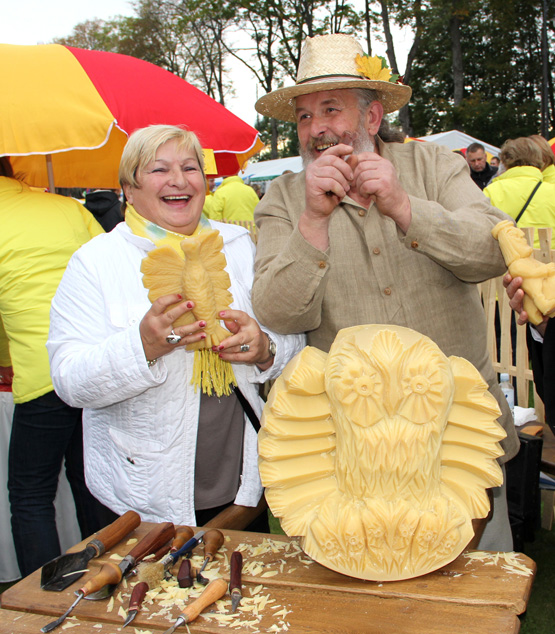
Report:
47,221,305,524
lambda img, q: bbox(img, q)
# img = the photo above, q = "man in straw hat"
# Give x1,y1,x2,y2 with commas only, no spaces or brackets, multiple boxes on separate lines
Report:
251,33,518,551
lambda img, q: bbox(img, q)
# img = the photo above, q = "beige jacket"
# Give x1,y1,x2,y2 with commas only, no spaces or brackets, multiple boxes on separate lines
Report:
253,138,519,463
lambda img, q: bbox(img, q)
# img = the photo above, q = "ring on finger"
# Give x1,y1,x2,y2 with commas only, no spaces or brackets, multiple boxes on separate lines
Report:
240,343,250,353
166,329,182,345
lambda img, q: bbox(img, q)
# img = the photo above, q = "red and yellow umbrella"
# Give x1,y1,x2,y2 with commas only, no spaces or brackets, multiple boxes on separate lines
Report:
0,44,264,188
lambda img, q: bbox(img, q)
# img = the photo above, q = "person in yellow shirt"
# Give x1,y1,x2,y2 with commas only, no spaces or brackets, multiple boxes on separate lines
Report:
0,157,114,577
484,137,555,249
203,175,260,221
529,134,555,185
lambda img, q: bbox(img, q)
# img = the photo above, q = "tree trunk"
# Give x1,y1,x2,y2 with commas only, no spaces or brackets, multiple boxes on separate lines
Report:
450,3,464,113
379,0,399,74
364,0,372,55
398,0,423,136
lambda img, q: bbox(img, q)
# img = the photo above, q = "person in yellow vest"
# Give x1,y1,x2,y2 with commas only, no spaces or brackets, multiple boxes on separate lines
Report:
484,137,555,249
529,134,555,185
203,175,260,221
0,157,113,577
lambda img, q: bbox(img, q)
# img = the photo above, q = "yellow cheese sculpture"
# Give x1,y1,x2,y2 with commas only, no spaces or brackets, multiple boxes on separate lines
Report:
492,220,555,325
259,325,506,581
141,229,236,395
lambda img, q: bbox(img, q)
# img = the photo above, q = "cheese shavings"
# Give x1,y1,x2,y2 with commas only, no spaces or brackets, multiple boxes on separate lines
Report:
462,551,534,576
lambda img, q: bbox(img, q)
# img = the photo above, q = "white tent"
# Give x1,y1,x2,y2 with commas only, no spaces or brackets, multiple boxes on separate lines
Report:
241,156,303,182
416,130,500,157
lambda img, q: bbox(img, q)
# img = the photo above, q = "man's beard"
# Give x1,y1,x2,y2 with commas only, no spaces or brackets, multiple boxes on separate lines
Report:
300,120,375,169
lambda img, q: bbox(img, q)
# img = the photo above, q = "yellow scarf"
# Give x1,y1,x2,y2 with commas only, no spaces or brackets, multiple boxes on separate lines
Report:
126,204,237,396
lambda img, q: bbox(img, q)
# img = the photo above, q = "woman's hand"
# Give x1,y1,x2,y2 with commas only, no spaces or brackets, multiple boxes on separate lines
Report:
214,309,274,370
139,293,206,363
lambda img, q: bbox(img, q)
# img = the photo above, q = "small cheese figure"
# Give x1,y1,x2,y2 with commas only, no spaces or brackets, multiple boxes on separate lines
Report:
492,220,555,325
259,325,505,581
141,229,236,396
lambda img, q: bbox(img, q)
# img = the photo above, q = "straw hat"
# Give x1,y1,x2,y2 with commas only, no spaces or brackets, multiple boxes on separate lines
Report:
255,34,412,123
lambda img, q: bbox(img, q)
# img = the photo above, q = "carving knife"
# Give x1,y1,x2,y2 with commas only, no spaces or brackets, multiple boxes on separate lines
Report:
40,510,141,591
84,521,175,600
229,551,243,612
162,577,228,634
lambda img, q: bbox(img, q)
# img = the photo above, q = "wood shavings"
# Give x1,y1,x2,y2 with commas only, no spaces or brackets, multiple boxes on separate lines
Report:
116,591,123,603
61,622,79,629
106,596,114,613
93,626,103,629
109,553,124,561
117,606,127,619
126,538,138,545
261,570,279,577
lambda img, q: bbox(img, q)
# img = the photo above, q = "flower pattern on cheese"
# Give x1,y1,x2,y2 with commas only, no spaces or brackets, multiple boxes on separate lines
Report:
140,229,233,349
258,325,506,581
492,220,555,325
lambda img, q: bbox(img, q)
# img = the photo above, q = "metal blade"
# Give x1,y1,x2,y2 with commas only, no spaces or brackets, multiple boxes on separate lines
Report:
40,545,97,591
40,592,83,632
231,592,241,613
161,615,185,634
122,609,138,628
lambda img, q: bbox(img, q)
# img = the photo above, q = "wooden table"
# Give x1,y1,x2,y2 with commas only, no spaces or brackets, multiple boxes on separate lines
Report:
0,523,536,634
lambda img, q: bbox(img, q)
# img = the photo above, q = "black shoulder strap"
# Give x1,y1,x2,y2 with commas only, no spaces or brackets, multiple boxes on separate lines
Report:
233,386,261,432
515,181,542,224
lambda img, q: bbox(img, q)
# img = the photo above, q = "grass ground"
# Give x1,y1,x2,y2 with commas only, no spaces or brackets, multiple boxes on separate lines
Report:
2,516,553,633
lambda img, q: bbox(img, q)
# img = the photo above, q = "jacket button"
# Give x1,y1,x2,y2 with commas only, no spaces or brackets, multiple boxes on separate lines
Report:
411,241,419,249
373,247,381,255
358,209,366,217
384,287,392,296
318,260,327,269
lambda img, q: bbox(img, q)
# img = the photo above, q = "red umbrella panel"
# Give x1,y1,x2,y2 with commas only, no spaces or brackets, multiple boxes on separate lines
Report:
1,44,264,188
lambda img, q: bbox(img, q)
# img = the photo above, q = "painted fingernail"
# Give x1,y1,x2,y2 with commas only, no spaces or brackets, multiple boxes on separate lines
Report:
177,294,183,299
199,321,206,328
187,302,193,309
219,311,226,317
218,345,224,351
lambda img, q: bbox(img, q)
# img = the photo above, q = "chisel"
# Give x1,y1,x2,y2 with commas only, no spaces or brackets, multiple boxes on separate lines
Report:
162,577,228,634
229,551,243,612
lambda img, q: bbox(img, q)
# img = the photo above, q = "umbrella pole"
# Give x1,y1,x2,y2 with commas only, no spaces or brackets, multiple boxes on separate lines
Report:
46,154,55,192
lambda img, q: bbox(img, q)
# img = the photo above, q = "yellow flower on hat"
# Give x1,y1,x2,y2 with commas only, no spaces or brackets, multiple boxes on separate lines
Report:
355,54,398,83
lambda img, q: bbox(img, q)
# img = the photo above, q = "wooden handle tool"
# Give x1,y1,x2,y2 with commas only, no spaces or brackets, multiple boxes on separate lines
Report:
161,578,228,634
229,551,243,612
196,529,224,584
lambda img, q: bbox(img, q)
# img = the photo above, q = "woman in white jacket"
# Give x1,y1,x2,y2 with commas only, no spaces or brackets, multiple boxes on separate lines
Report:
47,125,305,527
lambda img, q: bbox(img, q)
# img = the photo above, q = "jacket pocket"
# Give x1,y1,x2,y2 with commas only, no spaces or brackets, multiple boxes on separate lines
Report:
107,426,169,517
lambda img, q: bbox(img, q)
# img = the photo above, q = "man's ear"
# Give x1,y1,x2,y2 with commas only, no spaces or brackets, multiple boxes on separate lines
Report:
366,100,384,137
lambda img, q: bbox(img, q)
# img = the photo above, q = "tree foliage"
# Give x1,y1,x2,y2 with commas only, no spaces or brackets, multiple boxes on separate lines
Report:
55,0,555,158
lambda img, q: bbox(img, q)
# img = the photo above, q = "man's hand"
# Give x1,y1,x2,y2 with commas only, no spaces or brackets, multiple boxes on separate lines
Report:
304,143,355,216
503,273,548,336
351,152,412,233
299,143,354,250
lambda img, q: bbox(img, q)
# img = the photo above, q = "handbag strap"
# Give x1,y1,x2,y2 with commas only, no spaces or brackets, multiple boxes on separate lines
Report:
233,386,261,432
515,181,542,223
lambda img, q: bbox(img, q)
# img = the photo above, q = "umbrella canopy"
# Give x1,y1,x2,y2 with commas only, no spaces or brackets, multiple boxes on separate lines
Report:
0,44,264,188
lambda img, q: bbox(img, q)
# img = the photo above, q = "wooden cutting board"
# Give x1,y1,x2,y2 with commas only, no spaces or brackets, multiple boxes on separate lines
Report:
0,524,535,634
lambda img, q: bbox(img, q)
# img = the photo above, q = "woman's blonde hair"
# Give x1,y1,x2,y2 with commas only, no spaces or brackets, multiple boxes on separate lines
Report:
528,134,555,170
499,137,543,170
119,125,206,192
